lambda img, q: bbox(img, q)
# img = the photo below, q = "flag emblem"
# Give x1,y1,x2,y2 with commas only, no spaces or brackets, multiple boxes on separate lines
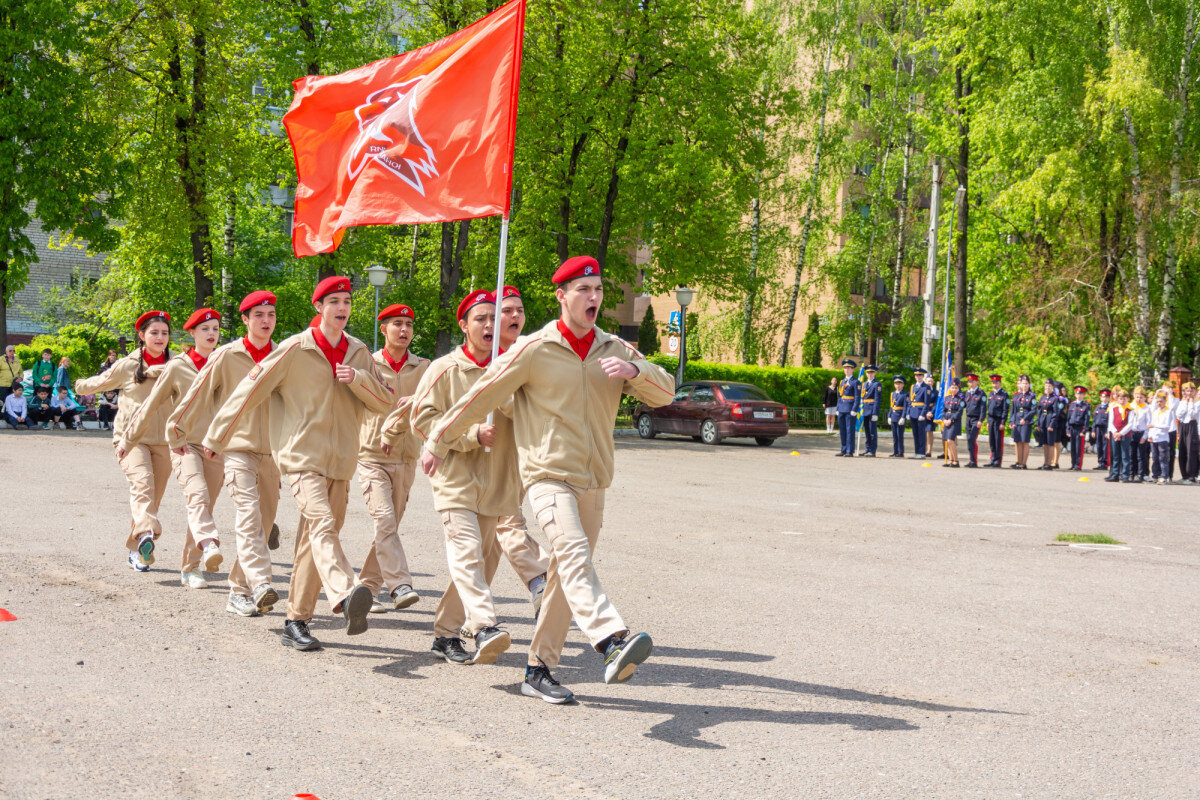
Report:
347,79,439,195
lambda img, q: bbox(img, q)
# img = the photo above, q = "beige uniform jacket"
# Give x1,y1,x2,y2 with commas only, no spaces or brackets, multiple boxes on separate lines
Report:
172,339,276,452
76,350,169,445
358,350,430,464
205,328,394,481
405,346,520,516
119,355,204,451
426,321,675,491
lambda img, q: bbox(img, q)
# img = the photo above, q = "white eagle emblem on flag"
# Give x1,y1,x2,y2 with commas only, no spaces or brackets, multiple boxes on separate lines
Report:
347,78,439,195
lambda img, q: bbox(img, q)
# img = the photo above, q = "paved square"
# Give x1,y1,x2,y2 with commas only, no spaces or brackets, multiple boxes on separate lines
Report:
0,430,1195,798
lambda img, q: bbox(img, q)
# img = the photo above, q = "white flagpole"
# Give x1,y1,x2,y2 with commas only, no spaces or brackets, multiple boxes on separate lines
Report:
483,213,511,449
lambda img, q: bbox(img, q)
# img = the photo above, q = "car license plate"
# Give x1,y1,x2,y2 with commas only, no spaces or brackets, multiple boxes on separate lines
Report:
753,411,774,419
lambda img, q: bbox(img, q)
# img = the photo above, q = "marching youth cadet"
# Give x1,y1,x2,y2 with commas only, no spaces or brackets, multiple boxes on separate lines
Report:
357,302,429,615
405,289,517,665
962,374,986,468
1036,379,1060,470
834,359,860,457
858,365,881,456
177,291,283,617
1009,374,1036,469
888,375,908,458
120,308,227,588
984,374,1010,467
940,380,963,467
76,311,174,571
493,286,550,609
420,256,675,704
1091,389,1111,471
1065,386,1092,471
907,368,929,458
207,276,395,649
1105,387,1134,482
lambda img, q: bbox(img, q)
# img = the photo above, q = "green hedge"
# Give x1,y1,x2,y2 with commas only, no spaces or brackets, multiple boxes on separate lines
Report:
648,355,840,408
15,324,121,381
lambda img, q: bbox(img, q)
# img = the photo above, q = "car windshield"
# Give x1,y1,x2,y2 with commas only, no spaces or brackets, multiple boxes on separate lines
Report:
718,384,772,401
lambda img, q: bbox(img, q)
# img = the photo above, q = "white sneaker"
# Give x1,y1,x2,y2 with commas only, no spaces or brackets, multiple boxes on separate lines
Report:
392,584,419,610
128,551,150,572
201,542,222,572
369,590,390,614
181,569,207,589
225,592,258,617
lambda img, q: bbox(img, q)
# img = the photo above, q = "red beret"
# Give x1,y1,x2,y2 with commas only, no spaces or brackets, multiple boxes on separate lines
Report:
378,304,414,321
456,289,495,321
135,310,171,330
183,308,221,331
309,315,321,328
552,255,600,285
239,291,277,312
312,275,352,303
501,285,521,299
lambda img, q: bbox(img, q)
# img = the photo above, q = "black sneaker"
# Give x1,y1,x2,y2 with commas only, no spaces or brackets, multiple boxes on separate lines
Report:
431,636,472,664
521,664,575,704
966,462,978,468
342,584,372,636
602,632,653,684
472,626,511,664
281,619,321,651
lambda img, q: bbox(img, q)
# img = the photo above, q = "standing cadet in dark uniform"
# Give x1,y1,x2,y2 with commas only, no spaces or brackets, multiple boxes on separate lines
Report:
940,381,964,467
908,368,929,458
1091,389,1111,470
1010,375,1036,469
962,374,986,468
1066,386,1092,471
984,374,1010,467
889,376,908,458
859,365,881,456
1036,379,1060,470
835,359,861,457
923,372,939,458
1053,382,1070,469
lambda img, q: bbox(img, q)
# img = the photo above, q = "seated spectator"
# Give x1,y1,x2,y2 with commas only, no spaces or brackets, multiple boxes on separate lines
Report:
28,385,54,429
0,346,20,403
31,349,55,392
54,356,72,392
4,381,31,429
52,386,81,430
97,390,118,430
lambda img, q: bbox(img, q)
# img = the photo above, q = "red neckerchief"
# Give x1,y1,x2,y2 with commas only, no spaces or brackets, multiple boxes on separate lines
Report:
312,327,348,371
243,337,272,364
143,350,167,366
382,349,409,372
187,349,208,370
556,319,595,361
460,345,491,368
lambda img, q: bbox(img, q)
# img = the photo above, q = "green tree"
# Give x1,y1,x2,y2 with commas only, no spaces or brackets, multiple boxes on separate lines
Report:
637,304,660,355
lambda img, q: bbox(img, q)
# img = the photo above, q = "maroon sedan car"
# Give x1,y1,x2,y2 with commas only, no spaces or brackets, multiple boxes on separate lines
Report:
633,381,789,446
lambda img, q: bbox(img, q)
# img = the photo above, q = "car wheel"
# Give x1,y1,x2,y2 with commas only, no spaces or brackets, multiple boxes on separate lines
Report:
636,414,656,439
755,437,776,447
700,419,722,445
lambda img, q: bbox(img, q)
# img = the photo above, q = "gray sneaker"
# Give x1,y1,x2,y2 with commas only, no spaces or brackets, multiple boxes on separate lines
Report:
392,584,419,610
529,574,547,620
225,592,258,617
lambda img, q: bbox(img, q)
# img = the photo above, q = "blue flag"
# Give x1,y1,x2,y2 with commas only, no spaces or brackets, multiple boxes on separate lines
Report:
855,362,867,432
934,347,955,418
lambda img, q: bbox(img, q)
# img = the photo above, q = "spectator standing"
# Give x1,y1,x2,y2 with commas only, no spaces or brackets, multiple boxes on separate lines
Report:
823,378,837,433
29,386,54,428
97,350,119,375
52,387,80,429
1177,383,1199,485
0,346,21,403
97,390,118,430
31,349,55,392
1146,390,1176,484
4,381,31,428
1130,386,1152,482
54,357,72,392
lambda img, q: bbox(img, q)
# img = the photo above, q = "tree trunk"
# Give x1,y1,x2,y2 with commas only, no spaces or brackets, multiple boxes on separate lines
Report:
742,196,760,364
1154,0,1196,377
0,258,7,350
435,220,468,356
1123,110,1152,370
780,0,841,366
597,49,646,272
169,29,214,310
953,63,970,378
889,64,916,337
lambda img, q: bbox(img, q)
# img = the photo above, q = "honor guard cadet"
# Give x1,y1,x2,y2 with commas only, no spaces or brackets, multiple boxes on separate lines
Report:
1066,386,1092,471
984,374,1010,467
1036,379,1060,470
1091,389,1111,470
1010,375,1037,469
962,374,987,467
835,359,861,457
907,368,930,458
922,372,939,457
859,365,881,456
888,375,908,457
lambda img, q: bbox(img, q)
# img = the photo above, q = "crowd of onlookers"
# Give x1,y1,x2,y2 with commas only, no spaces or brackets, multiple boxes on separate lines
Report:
1,345,121,431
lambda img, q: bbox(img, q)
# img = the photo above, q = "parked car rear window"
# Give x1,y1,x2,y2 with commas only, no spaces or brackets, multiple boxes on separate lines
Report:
718,384,772,401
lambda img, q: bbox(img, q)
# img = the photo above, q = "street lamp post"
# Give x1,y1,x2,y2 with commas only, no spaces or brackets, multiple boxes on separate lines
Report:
674,286,695,388
365,264,390,351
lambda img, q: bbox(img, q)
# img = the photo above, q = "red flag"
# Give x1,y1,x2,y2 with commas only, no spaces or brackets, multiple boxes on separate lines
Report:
284,0,525,257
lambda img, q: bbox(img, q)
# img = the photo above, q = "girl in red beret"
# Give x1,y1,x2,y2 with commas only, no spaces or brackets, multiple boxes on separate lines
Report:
119,309,226,587
75,311,175,572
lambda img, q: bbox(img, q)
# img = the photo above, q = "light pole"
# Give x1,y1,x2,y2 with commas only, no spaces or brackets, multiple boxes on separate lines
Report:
674,286,695,387
365,264,390,351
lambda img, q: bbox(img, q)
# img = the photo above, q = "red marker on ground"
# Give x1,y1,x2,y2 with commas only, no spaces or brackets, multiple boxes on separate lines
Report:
0,609,16,621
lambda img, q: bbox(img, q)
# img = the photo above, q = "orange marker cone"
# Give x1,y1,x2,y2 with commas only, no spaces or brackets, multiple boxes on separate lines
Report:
0,609,16,622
